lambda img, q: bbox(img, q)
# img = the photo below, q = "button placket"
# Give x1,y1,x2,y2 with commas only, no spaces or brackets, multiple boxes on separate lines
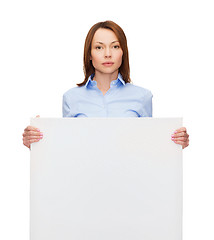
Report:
103,94,109,117
103,96,106,108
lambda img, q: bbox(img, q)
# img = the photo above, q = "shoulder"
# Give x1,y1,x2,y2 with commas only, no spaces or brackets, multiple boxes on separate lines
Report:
124,83,153,98
63,86,85,100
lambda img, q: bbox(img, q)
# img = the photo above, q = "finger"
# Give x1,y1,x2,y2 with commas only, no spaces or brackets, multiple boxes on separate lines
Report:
174,127,187,133
23,130,43,137
23,139,41,147
172,137,188,142
28,130,43,137
23,136,42,147
172,132,189,138
23,133,43,148
24,125,40,132
29,138,42,144
24,135,43,141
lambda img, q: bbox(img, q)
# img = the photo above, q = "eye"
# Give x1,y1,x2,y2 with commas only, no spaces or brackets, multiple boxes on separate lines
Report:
96,46,102,50
113,45,120,49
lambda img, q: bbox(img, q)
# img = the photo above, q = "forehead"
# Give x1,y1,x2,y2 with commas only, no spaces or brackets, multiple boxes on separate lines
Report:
92,28,118,43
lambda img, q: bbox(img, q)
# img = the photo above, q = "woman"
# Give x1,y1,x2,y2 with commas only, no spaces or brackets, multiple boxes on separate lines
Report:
23,21,189,149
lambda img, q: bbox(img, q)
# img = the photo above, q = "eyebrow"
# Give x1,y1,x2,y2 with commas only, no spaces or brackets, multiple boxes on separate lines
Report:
95,41,119,44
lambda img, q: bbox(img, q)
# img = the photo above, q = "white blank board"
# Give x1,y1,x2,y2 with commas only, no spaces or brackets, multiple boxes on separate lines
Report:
30,118,182,240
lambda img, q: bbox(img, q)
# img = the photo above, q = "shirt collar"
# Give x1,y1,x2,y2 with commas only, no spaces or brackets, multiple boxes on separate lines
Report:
84,73,126,88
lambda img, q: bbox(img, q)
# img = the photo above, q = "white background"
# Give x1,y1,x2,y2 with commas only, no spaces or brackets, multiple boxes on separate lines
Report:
0,0,213,239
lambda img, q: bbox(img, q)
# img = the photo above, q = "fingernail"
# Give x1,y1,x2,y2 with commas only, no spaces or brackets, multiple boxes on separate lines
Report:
174,131,177,134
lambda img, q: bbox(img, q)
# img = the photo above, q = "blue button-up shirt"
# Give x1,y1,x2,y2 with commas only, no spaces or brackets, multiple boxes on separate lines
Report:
63,73,153,118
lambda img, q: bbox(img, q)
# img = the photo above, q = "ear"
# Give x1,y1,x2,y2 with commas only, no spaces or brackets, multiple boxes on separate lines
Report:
90,55,92,60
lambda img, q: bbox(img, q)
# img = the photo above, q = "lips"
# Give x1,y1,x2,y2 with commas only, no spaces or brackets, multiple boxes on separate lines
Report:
102,62,114,66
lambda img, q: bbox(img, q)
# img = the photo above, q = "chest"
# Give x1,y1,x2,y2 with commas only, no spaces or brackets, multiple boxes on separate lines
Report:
76,90,142,118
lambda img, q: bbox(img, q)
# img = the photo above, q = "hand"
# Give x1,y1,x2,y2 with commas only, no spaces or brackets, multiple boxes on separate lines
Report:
171,127,189,149
22,115,43,149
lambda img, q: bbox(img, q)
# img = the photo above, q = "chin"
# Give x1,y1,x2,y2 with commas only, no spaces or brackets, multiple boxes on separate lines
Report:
100,67,119,74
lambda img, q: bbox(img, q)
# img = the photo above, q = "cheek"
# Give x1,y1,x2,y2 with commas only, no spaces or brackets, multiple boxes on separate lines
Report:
116,51,123,65
91,51,101,63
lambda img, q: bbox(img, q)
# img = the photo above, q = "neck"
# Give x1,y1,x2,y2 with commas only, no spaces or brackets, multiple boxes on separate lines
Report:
93,71,119,91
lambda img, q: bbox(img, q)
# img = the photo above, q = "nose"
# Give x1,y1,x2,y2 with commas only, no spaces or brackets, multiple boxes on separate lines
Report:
104,47,111,58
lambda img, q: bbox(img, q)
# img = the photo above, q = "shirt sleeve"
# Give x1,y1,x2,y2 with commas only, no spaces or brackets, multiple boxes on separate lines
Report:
63,89,84,117
63,94,68,117
140,90,153,117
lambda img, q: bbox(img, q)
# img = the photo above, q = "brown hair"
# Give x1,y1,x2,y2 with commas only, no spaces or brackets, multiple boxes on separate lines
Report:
76,20,131,87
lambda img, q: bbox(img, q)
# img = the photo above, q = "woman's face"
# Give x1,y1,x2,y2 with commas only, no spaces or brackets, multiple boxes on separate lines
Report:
90,28,123,77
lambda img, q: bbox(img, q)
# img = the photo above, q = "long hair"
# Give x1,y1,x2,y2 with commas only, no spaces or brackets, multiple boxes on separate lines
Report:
76,20,131,87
